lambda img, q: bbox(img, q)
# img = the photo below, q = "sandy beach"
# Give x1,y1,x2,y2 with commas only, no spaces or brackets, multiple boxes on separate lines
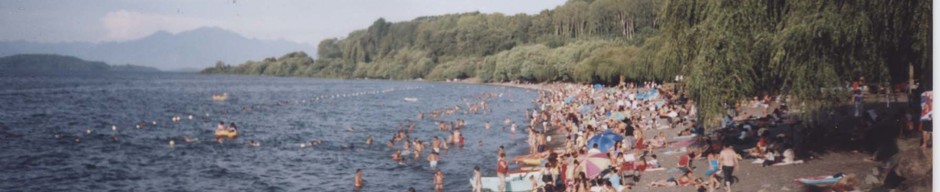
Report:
489,82,927,192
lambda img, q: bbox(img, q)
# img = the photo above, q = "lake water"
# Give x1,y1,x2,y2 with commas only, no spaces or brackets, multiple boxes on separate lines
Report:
0,72,538,191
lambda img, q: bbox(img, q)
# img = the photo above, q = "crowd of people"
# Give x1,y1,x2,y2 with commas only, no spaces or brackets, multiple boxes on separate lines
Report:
354,78,929,191
481,82,767,192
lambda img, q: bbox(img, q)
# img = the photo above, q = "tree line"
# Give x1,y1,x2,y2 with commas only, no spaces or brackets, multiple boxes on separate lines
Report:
202,0,931,122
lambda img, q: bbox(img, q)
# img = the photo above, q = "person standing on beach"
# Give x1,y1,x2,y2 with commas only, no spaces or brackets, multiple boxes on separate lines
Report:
497,153,509,192
354,169,364,191
719,143,739,192
472,166,483,192
434,169,445,192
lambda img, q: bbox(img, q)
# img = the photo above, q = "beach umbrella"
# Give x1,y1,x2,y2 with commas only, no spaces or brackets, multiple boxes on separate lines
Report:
579,105,593,114
610,112,626,120
564,96,574,104
586,130,623,153
581,152,612,178
594,84,603,90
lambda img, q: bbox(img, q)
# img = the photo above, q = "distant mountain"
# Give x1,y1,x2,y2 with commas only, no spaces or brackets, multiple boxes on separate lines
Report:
0,27,314,70
0,54,159,72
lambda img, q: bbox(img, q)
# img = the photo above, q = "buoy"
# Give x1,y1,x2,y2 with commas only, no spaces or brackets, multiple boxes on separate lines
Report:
152,121,157,125
169,140,176,147
136,125,141,129
188,115,193,120
75,138,81,143
112,125,117,131
85,129,92,134
54,134,60,138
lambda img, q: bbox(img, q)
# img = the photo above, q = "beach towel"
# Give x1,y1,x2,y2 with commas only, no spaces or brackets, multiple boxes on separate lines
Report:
795,175,842,185
670,134,697,141
669,139,696,148
753,159,805,166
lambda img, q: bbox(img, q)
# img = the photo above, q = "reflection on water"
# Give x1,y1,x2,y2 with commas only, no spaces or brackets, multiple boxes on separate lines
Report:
0,72,537,191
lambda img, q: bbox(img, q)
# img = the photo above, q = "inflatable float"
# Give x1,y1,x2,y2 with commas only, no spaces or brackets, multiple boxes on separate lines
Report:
212,93,229,101
215,129,239,138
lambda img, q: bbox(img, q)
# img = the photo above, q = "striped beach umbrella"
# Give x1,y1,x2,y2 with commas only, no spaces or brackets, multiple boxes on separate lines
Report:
581,152,611,178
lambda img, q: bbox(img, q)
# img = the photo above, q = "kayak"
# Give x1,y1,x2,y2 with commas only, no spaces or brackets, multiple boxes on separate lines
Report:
472,170,543,192
795,175,842,185
215,130,239,138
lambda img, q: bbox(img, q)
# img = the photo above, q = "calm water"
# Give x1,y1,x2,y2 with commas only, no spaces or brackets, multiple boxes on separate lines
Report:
0,72,537,191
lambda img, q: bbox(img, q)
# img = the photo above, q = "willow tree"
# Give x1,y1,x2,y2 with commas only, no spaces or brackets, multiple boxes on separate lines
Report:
655,0,929,125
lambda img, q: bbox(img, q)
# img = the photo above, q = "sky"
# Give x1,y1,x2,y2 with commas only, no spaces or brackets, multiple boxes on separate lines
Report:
1,0,567,45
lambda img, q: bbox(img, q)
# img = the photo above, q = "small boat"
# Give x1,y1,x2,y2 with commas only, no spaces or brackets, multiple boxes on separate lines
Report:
472,170,543,192
212,93,229,101
404,97,418,102
215,129,239,138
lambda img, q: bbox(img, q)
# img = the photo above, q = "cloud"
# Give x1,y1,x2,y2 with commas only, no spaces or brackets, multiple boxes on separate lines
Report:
100,10,209,41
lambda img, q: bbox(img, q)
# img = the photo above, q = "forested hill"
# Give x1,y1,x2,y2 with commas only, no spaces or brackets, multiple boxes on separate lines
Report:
203,0,931,121
0,54,159,72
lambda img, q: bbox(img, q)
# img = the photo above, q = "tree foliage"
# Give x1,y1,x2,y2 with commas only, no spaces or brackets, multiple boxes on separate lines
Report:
202,0,931,123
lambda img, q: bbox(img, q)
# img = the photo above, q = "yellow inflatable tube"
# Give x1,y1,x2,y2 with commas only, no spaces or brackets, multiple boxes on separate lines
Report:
215,130,239,138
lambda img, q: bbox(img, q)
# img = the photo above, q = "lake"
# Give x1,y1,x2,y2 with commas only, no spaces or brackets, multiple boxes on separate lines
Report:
0,72,538,191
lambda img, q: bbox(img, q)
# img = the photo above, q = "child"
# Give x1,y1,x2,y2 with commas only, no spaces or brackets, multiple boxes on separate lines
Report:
762,149,777,167
648,154,661,168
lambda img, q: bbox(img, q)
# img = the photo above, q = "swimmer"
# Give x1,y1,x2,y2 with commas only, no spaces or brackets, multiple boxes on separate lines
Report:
392,149,403,162
248,140,260,147
346,126,355,132
354,169,364,190
427,151,439,168
431,136,441,153
183,136,197,143
366,135,373,145
451,129,463,146
216,121,225,131
112,136,119,142
75,138,81,143
434,169,444,192
484,121,491,130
